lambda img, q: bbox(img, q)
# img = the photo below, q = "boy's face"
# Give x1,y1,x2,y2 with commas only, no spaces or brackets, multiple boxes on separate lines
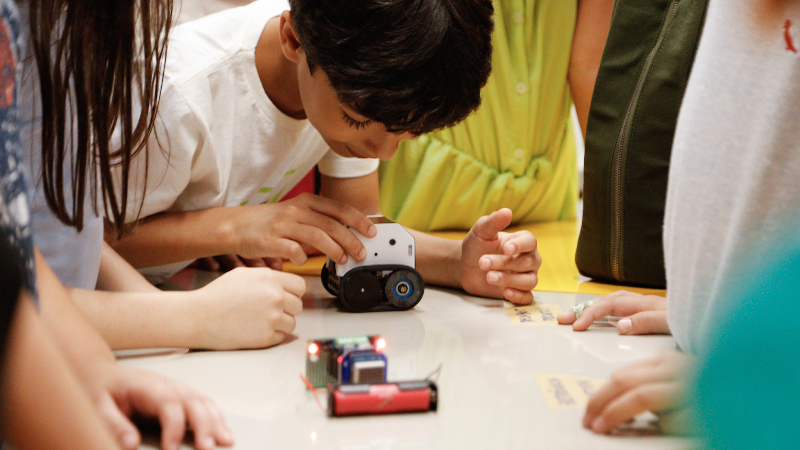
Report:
296,56,415,161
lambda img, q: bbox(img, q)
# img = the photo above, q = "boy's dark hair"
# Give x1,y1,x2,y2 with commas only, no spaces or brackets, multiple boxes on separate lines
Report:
288,0,494,135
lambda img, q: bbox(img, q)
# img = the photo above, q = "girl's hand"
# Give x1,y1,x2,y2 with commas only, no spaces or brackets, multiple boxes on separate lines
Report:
557,290,670,335
584,351,693,435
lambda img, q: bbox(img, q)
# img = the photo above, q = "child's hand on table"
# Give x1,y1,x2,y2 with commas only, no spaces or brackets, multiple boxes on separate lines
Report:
583,351,693,435
557,290,669,335
459,208,542,305
233,193,376,266
192,267,305,350
87,362,234,450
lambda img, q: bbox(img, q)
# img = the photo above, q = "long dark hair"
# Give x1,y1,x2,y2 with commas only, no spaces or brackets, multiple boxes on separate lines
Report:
29,0,172,233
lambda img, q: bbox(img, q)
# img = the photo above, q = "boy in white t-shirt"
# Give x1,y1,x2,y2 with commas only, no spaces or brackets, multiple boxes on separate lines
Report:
111,0,543,305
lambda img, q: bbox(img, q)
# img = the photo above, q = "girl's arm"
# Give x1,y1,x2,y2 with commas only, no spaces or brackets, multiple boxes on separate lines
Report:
568,0,615,137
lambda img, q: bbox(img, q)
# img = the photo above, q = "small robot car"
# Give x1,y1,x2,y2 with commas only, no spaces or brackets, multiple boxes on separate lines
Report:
321,216,424,312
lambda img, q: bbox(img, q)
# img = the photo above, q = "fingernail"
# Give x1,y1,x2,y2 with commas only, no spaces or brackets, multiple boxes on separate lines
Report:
358,248,367,260
479,256,491,270
506,243,516,254
488,272,499,283
368,225,377,237
582,414,591,428
618,318,632,334
121,432,138,449
340,255,348,264
203,436,216,449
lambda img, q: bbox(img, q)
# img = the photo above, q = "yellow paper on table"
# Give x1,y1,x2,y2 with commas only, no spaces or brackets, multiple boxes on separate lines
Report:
535,374,606,408
506,304,562,325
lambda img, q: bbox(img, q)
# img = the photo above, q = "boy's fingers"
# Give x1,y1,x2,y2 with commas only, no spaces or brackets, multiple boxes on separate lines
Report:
195,256,221,272
264,257,284,271
617,311,670,335
306,195,376,239
471,208,513,241
294,215,365,263
238,256,266,267
273,238,309,266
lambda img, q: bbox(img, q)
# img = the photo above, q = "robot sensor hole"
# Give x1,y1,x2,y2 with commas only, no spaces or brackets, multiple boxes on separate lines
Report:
390,239,396,245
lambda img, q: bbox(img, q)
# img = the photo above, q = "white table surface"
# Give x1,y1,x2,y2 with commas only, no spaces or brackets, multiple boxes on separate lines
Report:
123,271,689,450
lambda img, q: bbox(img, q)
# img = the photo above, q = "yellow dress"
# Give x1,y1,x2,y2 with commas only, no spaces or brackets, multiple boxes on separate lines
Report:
379,0,578,230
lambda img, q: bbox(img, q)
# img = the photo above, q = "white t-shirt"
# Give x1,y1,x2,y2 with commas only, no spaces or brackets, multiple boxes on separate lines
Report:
664,0,800,354
123,0,378,281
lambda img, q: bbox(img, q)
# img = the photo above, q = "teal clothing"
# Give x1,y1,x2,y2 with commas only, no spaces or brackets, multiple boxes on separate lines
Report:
379,0,578,231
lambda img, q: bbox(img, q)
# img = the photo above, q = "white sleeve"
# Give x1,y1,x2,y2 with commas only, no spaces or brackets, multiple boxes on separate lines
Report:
316,149,379,178
120,85,202,224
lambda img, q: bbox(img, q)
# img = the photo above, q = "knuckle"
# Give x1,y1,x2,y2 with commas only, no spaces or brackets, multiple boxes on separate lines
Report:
268,310,282,325
323,217,339,234
609,372,631,391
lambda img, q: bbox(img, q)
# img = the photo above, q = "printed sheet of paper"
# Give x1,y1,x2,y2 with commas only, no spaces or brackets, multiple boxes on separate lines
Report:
535,374,607,408
506,304,563,325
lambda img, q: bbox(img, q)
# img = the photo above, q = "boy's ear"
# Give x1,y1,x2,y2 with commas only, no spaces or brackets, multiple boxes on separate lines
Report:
279,11,302,63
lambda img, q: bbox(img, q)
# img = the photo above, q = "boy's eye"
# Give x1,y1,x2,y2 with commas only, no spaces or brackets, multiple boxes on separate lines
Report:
342,112,372,130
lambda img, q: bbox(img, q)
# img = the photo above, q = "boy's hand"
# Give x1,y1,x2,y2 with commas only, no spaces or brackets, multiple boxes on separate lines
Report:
191,267,305,350
89,363,234,450
583,351,693,435
459,208,541,304
557,291,669,335
233,193,376,266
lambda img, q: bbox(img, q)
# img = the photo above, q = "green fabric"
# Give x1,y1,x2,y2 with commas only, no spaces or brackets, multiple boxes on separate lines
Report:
379,0,578,231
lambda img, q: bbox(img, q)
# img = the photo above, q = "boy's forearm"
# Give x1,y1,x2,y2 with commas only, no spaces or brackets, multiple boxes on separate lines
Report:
108,207,238,268
409,230,462,290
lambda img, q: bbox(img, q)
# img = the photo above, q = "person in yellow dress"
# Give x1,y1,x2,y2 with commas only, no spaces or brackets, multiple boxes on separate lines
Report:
379,0,612,230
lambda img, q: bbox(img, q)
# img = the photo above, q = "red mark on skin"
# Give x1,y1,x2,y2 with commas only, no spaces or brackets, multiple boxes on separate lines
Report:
785,20,798,53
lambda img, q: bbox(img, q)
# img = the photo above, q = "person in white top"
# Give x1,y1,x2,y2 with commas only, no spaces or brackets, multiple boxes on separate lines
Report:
110,0,545,306
558,0,800,435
